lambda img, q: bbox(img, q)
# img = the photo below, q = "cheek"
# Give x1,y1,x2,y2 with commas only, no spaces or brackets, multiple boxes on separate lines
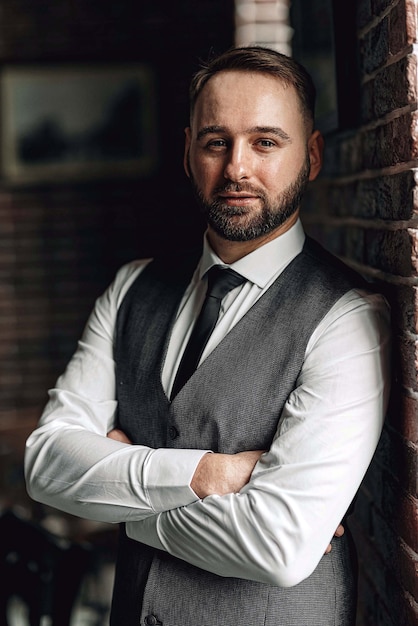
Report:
191,155,222,188
260,152,305,185
256,163,286,188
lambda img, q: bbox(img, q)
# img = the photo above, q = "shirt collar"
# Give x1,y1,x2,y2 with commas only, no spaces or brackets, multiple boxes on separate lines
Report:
198,219,306,288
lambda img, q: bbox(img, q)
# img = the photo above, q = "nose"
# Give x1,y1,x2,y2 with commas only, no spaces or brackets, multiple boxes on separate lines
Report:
223,141,251,182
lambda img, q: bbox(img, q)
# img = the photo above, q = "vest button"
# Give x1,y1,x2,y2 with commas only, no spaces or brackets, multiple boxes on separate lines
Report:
144,615,160,625
168,425,179,439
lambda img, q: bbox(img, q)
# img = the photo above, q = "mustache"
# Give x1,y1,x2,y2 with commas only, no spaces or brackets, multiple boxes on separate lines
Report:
213,182,264,195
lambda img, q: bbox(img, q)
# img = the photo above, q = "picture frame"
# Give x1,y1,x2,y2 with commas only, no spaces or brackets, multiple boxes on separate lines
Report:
0,64,158,185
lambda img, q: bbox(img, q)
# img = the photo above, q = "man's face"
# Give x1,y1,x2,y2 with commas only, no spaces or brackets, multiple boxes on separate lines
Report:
184,71,322,243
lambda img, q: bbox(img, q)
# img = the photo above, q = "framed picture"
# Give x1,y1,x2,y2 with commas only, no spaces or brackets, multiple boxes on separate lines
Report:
0,64,158,185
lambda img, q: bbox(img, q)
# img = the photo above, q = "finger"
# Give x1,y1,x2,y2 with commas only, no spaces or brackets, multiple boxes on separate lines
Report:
325,543,332,554
107,428,132,444
334,524,345,537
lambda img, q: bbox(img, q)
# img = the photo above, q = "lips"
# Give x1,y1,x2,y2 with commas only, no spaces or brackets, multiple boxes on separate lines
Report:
218,192,258,198
217,192,259,206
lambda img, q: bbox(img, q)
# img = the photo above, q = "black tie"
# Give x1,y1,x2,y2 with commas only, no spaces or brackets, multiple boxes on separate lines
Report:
170,266,245,399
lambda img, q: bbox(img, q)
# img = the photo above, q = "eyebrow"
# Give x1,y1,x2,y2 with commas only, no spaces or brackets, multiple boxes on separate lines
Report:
196,125,292,143
196,126,226,140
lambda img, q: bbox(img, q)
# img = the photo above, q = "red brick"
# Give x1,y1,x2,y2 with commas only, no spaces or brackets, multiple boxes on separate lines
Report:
361,55,418,123
389,0,409,56
398,336,418,392
361,16,390,74
380,470,418,550
373,0,397,17
405,0,418,45
404,592,418,626
363,113,418,169
388,393,418,445
365,229,415,276
398,542,418,600
322,132,364,176
383,285,418,334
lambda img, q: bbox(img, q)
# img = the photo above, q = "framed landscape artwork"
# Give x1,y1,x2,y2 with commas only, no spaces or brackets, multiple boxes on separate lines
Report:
0,64,158,185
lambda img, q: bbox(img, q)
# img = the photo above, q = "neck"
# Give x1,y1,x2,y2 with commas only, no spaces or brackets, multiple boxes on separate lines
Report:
207,211,300,264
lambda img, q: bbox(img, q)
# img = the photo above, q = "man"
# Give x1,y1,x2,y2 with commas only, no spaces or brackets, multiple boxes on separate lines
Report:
25,46,391,626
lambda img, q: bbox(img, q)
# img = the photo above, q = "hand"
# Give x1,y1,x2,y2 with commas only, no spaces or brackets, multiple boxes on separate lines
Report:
107,428,132,444
325,523,345,554
191,450,265,498
107,429,343,557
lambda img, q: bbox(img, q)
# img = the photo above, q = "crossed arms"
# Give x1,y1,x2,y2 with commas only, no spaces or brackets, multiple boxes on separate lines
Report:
109,428,344,555
108,426,264,498
24,261,391,587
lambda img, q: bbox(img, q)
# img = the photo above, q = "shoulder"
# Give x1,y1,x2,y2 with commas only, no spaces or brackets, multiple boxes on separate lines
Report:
309,287,391,355
79,259,153,348
111,259,153,309
117,246,203,306
90,260,153,324
330,287,391,334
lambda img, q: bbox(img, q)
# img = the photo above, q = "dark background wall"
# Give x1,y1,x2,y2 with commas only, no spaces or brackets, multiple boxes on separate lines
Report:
0,0,234,426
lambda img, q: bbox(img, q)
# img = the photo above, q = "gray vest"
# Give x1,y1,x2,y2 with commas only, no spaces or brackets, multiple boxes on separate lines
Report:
111,238,362,626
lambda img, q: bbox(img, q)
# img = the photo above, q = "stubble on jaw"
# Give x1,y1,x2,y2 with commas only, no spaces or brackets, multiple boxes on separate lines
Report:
187,152,311,242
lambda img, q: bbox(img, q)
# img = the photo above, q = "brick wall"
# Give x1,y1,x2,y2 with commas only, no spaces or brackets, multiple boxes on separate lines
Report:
301,1,418,624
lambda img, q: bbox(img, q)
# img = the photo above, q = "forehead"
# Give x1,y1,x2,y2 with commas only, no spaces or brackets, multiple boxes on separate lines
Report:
192,70,305,132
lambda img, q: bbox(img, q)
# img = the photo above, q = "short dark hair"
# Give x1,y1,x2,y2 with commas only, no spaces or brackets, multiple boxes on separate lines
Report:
189,45,316,130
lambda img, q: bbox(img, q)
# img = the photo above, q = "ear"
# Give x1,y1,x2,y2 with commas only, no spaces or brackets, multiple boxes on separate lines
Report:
183,127,192,178
307,130,324,181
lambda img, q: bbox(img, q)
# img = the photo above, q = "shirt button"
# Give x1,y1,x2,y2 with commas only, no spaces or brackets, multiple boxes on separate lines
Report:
144,615,160,625
168,425,179,439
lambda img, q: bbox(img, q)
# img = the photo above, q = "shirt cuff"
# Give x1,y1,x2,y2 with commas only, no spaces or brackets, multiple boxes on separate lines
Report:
144,448,210,512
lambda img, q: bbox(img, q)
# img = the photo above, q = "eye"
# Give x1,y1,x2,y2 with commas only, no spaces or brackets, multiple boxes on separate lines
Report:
206,138,228,150
256,139,276,149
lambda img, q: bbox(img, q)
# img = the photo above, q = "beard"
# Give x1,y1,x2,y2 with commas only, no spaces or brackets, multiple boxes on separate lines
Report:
188,153,311,242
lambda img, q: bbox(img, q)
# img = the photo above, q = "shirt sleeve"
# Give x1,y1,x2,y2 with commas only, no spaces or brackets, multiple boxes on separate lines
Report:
125,289,391,587
24,261,208,523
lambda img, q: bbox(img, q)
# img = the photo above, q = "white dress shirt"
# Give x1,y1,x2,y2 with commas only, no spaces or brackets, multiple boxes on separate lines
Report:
25,219,391,587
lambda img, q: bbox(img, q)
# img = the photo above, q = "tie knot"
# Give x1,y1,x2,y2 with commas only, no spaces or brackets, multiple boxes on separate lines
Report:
206,266,245,300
